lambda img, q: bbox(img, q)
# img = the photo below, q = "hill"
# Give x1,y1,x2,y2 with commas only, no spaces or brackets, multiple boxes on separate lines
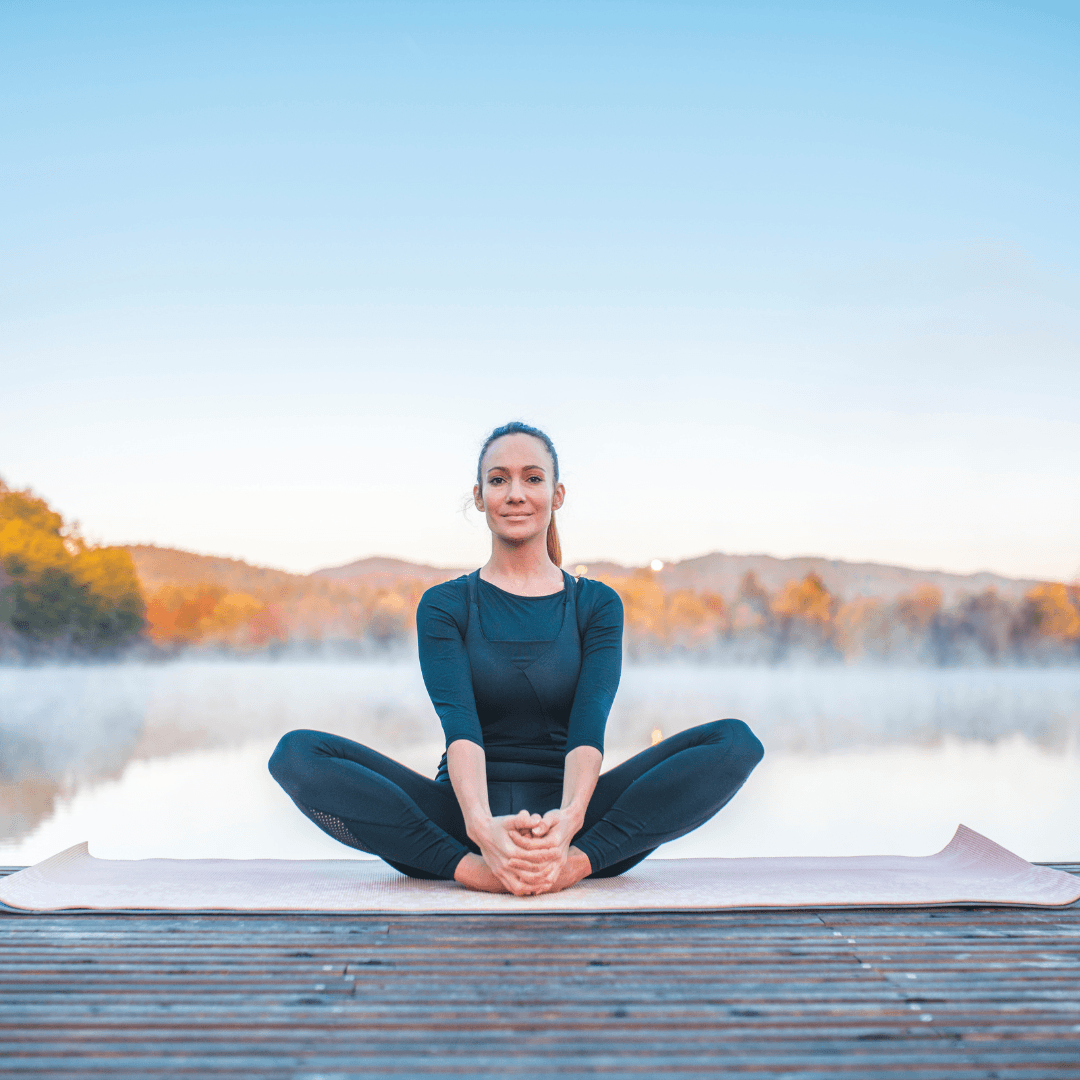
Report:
123,547,464,653
127,545,305,595
575,553,1043,605
312,556,468,587
130,546,1047,605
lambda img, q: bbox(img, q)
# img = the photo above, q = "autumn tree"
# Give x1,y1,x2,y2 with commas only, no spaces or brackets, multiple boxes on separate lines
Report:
895,584,943,635
0,480,144,653
833,597,890,662
665,589,717,649
144,585,287,651
1013,583,1080,659
771,573,836,653
728,571,772,635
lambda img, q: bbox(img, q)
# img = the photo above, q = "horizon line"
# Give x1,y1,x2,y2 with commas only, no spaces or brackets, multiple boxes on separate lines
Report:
123,542,1056,585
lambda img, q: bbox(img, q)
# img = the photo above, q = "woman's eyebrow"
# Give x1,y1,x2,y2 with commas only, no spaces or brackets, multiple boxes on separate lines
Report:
486,464,546,474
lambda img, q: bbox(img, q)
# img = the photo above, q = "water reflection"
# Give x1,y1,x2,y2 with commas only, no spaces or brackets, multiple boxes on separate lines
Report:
1,661,1078,864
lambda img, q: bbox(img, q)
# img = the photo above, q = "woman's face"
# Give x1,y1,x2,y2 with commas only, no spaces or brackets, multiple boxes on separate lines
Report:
474,434,565,546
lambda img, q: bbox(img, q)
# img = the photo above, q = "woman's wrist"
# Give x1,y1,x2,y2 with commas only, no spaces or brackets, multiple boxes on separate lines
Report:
464,811,494,846
558,802,587,833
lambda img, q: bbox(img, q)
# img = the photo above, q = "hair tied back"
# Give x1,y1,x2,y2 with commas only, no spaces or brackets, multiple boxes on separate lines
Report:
476,421,562,567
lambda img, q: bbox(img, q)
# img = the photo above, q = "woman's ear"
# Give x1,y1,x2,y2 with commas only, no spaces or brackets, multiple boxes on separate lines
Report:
552,482,565,511
473,483,485,512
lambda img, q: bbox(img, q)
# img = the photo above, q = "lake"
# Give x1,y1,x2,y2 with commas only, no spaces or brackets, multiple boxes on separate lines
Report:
1,660,1078,866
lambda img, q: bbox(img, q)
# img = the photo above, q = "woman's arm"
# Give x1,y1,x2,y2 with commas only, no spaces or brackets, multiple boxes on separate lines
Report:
563,582,623,756
416,586,484,749
445,738,492,827
559,744,603,834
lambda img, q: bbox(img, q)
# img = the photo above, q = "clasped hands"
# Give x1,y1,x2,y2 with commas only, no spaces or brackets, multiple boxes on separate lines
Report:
469,808,584,896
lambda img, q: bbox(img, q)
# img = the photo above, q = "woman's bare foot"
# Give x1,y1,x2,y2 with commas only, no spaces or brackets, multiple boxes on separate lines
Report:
542,846,592,894
453,848,590,896
453,853,511,893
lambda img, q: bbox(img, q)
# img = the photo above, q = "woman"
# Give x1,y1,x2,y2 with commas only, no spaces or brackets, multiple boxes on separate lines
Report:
269,422,763,895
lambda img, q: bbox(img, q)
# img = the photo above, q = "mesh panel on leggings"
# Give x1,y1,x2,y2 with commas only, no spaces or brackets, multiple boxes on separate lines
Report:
298,802,365,851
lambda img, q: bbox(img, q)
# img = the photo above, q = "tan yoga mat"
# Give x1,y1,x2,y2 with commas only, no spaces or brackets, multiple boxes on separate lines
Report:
1,825,1077,913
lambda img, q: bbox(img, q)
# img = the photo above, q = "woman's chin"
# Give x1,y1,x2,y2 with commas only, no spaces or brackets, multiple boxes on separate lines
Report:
495,528,543,545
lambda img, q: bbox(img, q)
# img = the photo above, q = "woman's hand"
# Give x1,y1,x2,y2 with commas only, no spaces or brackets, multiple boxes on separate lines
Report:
505,807,580,892
469,810,560,895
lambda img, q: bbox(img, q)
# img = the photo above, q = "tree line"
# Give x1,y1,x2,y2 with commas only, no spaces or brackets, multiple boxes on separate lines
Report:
2,480,1077,663
601,567,1080,664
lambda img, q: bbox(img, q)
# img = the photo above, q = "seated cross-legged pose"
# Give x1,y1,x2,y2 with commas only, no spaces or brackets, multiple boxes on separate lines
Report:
269,422,764,895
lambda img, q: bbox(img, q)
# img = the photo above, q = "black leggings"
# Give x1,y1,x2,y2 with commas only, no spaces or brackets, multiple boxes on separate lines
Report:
268,719,764,880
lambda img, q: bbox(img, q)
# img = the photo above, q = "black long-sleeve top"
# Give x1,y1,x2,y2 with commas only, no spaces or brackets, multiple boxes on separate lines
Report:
417,573,623,782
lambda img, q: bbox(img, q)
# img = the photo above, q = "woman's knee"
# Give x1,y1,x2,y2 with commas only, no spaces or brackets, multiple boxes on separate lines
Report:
725,718,765,770
704,718,764,771
268,729,325,788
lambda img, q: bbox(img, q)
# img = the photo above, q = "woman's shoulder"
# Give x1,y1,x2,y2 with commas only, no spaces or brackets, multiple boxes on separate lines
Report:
418,573,473,624
572,575,623,621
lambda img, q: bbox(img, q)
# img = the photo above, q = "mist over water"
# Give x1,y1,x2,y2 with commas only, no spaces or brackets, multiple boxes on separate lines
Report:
1,660,1078,865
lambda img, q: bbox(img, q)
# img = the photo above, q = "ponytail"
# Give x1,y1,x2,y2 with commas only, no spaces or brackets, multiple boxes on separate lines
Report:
546,513,562,567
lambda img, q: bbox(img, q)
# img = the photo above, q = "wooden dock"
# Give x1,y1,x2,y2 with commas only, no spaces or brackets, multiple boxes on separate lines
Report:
1,864,1078,1078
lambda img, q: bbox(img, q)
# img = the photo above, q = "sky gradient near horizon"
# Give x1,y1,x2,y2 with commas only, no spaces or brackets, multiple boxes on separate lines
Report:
2,1,1078,580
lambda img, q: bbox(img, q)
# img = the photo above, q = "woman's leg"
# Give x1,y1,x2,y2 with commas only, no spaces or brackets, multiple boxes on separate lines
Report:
573,719,764,878
268,729,472,880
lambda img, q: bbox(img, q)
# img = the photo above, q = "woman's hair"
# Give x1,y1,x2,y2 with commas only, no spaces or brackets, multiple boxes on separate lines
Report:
476,421,562,567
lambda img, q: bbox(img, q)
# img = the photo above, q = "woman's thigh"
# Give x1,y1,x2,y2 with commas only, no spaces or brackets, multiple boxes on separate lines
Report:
582,719,761,831
270,728,467,842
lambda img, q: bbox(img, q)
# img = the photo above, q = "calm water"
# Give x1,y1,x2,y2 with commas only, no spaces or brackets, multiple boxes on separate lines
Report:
1,660,1078,865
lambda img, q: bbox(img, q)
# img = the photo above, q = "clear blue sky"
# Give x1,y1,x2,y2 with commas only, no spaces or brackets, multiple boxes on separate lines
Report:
2,1,1078,579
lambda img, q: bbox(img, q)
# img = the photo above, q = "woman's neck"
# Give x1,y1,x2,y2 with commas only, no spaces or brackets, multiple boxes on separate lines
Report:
480,536,564,596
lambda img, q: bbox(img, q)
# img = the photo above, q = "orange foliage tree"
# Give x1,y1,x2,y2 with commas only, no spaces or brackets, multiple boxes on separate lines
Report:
0,480,144,652
833,597,889,661
896,584,943,635
1015,584,1080,651
145,585,287,651
770,573,836,651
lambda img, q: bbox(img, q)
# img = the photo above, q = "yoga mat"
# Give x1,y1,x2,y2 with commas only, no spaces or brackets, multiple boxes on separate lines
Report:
1,826,1076,914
